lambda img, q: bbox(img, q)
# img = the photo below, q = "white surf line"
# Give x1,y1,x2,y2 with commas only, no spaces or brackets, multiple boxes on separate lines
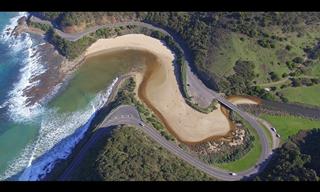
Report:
17,78,119,181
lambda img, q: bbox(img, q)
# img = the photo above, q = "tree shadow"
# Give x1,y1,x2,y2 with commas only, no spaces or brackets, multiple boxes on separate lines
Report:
240,148,280,181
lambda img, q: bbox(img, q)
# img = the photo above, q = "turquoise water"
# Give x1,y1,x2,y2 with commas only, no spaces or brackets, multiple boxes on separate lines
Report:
0,12,147,180
0,12,118,180
0,12,41,178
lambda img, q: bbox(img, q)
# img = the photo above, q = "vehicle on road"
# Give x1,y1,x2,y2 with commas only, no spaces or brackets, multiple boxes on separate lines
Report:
139,122,145,127
230,172,237,176
271,127,277,132
276,133,281,138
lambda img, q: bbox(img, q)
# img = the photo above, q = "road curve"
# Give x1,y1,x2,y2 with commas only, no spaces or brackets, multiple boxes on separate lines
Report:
31,16,275,180
59,105,247,181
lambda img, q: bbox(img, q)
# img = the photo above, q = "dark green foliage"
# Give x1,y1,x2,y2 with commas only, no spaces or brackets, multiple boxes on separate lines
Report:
219,60,257,96
47,29,96,60
94,28,111,38
286,45,292,51
28,21,52,32
35,11,320,101
254,129,320,181
304,42,320,60
286,61,297,70
33,12,62,21
257,38,276,48
269,71,280,81
291,77,316,87
293,56,304,63
93,127,213,181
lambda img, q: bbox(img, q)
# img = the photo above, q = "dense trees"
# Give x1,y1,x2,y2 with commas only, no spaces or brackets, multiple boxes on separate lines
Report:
33,12,320,101
69,126,213,181
219,60,257,95
254,129,320,181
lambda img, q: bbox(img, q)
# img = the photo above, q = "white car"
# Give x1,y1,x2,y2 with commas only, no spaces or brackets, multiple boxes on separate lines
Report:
230,172,237,176
271,127,277,133
276,133,281,138
139,122,145,127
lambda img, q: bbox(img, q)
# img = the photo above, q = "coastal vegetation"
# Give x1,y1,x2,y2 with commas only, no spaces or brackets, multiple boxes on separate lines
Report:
67,125,214,181
46,28,96,60
27,21,52,33
254,129,320,181
213,112,262,172
29,12,320,107
259,114,320,141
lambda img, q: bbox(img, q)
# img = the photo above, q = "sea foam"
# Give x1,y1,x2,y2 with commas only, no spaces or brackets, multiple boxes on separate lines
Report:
0,78,118,181
0,12,46,122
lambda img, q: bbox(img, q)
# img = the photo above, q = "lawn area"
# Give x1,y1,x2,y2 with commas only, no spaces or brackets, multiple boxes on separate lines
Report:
280,84,320,107
215,120,262,173
259,114,320,141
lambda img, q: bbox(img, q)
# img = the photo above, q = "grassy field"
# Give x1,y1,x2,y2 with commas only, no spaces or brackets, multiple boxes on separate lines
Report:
215,119,262,172
207,25,320,85
280,84,320,107
259,114,320,141
208,32,297,84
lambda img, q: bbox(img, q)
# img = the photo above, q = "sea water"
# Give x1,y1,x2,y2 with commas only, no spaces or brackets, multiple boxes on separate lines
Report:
0,12,146,181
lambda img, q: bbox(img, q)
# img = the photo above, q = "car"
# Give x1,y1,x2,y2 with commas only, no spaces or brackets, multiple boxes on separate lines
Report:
271,127,277,133
276,133,281,138
229,172,237,176
139,122,145,127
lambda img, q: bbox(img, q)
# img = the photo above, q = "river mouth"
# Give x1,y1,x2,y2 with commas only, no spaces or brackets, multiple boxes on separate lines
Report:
136,50,231,143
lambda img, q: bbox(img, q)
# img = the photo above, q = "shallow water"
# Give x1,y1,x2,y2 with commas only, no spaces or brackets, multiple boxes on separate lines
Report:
49,50,146,113
0,12,151,180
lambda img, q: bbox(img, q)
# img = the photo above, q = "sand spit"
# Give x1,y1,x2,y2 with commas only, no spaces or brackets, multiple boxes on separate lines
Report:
83,34,231,143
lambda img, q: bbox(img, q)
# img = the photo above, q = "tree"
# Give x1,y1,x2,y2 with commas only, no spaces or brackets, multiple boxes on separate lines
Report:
269,72,280,81
293,57,304,63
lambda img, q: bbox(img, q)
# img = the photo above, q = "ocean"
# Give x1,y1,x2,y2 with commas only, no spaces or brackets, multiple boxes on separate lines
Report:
0,12,125,181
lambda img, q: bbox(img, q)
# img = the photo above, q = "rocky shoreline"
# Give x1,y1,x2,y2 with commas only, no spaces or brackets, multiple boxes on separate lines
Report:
11,15,88,107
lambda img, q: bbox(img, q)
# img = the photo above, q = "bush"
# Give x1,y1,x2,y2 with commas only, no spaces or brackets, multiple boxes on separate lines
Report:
293,57,304,63
286,45,292,51
269,72,280,81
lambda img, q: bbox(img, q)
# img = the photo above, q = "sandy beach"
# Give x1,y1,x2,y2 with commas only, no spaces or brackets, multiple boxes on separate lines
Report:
83,34,233,143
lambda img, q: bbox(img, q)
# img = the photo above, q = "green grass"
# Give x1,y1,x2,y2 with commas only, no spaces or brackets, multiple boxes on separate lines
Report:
259,114,320,141
208,32,295,84
215,120,262,172
207,25,320,85
280,84,320,107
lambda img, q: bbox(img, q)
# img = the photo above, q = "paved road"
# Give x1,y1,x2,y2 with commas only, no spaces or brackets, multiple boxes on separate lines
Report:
59,105,259,181
185,65,273,177
31,16,276,180
256,117,281,149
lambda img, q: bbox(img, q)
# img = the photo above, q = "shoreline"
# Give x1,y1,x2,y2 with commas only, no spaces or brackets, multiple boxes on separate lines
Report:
24,30,259,143
55,34,260,143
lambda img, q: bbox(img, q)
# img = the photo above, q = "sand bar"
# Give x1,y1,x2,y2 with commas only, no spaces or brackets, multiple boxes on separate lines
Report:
85,34,231,143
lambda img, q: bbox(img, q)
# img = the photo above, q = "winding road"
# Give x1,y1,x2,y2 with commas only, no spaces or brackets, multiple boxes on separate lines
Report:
30,15,277,181
59,105,269,181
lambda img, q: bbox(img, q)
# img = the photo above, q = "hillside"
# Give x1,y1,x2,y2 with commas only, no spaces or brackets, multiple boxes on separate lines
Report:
30,12,320,107
66,126,214,181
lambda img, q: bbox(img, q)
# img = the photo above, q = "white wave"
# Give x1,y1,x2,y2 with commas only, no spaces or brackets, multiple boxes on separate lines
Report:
0,12,28,44
6,38,46,122
0,12,48,122
0,78,118,181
